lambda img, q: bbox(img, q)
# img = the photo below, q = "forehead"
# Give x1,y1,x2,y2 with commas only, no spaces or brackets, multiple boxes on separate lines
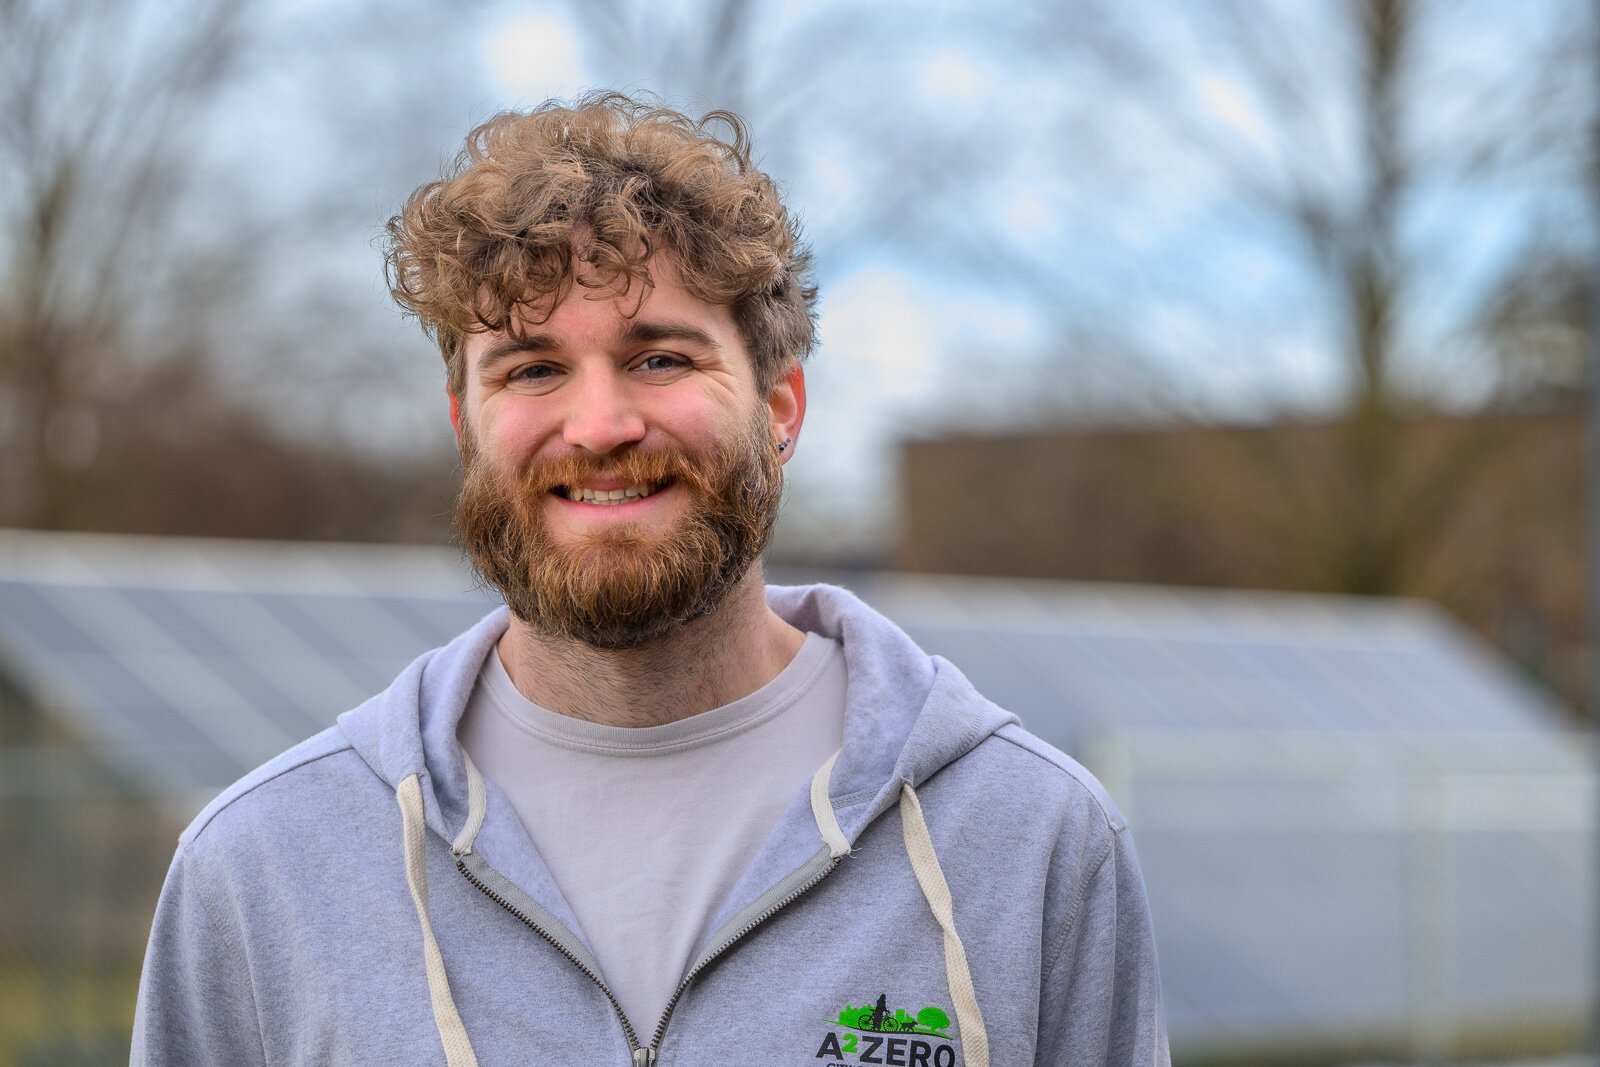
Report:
485,253,738,346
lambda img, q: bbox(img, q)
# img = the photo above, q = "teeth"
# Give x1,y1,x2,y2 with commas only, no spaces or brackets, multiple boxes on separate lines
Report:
570,482,659,505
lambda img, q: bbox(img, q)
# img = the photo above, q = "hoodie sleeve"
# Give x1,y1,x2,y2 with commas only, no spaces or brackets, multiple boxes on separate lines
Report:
1034,825,1170,1067
132,843,267,1067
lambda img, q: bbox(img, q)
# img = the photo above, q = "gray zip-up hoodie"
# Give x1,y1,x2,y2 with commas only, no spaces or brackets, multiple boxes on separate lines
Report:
133,583,1168,1066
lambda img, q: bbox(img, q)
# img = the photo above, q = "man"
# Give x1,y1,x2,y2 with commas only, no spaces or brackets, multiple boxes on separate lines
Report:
132,92,1168,1066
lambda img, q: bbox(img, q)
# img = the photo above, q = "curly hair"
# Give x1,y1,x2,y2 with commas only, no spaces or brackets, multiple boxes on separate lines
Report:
385,91,817,397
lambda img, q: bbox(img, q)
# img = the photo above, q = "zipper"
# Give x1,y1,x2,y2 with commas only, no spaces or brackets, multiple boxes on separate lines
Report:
455,855,645,1059
646,854,841,1054
457,848,840,1065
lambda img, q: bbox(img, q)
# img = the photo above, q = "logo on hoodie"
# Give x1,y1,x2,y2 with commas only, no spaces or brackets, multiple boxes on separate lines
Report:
813,993,956,1066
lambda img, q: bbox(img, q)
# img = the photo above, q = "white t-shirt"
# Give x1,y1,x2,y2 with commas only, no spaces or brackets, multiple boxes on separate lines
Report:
456,632,848,1038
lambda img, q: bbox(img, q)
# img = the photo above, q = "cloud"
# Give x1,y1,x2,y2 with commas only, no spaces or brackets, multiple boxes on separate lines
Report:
482,9,588,103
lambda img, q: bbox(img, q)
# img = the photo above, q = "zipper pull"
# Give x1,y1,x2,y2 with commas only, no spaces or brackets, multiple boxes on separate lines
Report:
632,1049,657,1066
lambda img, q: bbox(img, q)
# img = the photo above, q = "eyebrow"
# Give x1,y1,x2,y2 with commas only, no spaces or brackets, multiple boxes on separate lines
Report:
475,319,721,375
621,320,721,351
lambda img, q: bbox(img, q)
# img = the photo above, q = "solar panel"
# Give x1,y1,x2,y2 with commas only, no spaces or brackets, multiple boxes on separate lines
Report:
815,571,1572,743
0,533,498,799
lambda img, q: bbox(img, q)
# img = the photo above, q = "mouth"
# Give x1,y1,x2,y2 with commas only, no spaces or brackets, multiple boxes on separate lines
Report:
554,479,673,505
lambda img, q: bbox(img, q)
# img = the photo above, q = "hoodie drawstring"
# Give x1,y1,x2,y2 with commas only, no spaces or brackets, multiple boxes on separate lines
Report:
397,766,484,1067
810,750,851,858
899,781,991,1067
814,751,990,1067
401,753,986,1067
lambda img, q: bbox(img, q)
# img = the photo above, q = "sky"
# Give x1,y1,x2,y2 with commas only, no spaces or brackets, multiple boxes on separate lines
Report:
121,0,1580,558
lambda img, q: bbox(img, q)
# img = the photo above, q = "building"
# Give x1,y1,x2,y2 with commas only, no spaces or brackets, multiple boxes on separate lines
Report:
898,410,1586,711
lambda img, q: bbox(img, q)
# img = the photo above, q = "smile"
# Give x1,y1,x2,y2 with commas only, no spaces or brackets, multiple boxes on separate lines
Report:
556,480,671,505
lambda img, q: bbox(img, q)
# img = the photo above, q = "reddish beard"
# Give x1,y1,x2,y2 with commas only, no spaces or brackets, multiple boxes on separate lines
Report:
454,413,784,650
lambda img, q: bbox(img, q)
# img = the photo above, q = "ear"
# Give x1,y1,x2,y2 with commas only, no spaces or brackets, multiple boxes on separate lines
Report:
766,364,806,463
448,390,462,440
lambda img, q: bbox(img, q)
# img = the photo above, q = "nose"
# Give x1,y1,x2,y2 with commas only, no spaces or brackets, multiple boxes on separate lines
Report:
561,367,647,455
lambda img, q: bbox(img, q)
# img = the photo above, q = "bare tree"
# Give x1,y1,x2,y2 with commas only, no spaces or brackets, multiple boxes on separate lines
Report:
1159,0,1589,597
0,0,488,538
0,0,257,526
939,0,1595,597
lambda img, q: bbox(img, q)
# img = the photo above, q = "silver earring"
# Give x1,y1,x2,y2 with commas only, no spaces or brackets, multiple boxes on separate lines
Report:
777,437,791,453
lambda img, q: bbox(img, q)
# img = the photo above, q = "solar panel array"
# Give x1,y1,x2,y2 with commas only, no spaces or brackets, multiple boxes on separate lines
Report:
1,532,1592,1055
0,530,498,811
781,569,1574,748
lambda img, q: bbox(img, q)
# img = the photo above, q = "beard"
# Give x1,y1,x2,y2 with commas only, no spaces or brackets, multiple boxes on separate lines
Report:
454,412,784,651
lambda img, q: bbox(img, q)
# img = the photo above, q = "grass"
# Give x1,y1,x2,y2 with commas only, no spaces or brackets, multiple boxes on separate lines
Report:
0,956,140,1067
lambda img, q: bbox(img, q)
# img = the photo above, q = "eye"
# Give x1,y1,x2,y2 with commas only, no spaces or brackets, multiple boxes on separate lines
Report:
636,352,688,374
510,363,560,384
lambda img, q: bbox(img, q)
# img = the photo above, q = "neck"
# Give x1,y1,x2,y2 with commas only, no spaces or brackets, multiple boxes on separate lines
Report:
495,566,807,727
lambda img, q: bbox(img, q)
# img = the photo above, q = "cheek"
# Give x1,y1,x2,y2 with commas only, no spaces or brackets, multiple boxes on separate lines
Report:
653,387,759,445
662,409,727,449
477,404,558,462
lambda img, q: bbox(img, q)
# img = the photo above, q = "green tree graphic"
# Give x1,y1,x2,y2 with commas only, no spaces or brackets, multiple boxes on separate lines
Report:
833,998,953,1037
838,1005,873,1028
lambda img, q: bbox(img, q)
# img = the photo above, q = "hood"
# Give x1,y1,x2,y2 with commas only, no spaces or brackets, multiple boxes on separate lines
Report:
764,584,1018,836
337,581,1017,847
336,581,1012,1067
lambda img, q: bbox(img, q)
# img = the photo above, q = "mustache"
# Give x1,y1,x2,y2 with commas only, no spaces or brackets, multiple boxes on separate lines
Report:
456,413,772,509
512,445,717,499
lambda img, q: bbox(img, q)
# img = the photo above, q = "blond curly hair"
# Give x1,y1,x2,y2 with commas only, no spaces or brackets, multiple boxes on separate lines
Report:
385,91,817,396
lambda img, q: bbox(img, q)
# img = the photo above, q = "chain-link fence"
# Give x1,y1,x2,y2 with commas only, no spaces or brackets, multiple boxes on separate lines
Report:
1088,728,1597,1063
0,741,174,1067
